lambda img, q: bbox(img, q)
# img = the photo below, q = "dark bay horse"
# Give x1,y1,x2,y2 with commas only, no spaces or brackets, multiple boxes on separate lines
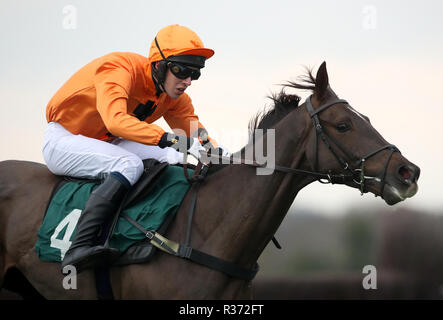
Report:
0,62,420,299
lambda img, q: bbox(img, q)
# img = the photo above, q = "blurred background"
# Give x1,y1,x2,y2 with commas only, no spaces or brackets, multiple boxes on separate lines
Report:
254,207,443,299
1,0,442,299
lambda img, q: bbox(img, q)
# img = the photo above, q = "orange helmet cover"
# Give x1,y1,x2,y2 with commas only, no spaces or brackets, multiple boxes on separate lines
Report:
148,24,215,62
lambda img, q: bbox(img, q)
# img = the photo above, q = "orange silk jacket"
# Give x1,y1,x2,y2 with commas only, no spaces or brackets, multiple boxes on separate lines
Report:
46,52,209,146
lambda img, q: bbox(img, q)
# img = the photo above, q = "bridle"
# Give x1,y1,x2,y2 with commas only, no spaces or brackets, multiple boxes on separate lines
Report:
304,95,399,196
201,94,400,198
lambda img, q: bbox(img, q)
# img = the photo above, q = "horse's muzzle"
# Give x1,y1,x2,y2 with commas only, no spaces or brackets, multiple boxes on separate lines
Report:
383,163,420,205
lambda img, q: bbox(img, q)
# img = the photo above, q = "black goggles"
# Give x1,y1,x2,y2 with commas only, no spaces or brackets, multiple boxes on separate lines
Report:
167,62,201,80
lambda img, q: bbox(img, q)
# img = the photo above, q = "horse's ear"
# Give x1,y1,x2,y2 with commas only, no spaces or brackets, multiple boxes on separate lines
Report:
314,61,329,99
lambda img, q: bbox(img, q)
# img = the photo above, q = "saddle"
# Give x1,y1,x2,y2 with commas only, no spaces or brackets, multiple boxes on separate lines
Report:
43,159,189,266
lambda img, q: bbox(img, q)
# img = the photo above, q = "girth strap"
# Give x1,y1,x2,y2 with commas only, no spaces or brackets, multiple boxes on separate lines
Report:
120,212,259,281
178,246,259,281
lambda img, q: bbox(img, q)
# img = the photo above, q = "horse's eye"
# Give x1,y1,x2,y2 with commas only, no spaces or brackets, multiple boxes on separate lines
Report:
336,122,351,133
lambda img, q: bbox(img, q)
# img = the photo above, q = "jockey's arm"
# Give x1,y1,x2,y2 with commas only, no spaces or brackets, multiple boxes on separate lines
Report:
94,60,166,146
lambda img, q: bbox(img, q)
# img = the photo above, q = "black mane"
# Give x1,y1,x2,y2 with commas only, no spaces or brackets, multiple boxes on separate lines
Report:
248,68,316,135
248,91,300,136
207,68,317,174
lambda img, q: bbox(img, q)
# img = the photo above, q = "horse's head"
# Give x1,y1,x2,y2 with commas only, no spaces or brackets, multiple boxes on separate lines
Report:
298,62,420,205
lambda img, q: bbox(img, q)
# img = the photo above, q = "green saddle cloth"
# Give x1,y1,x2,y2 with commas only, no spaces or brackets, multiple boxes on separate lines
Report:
35,166,193,262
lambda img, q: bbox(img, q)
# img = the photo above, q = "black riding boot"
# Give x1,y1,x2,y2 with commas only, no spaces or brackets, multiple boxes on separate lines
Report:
61,174,129,273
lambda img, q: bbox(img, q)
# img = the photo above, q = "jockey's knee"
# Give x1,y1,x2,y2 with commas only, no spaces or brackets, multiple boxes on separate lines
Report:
118,156,144,186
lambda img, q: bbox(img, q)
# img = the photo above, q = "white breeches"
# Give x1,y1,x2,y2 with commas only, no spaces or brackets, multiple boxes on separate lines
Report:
42,122,184,185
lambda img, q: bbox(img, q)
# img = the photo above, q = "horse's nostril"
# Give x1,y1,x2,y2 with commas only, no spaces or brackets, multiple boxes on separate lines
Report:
398,166,411,180
398,165,419,183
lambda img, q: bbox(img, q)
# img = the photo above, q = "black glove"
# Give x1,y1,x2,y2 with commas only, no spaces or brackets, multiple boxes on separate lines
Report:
158,132,192,149
158,132,206,160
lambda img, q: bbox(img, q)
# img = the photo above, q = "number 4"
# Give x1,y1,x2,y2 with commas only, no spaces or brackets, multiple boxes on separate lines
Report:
50,209,81,260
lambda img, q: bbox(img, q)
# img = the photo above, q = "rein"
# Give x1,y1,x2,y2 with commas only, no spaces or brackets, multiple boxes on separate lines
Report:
205,95,400,195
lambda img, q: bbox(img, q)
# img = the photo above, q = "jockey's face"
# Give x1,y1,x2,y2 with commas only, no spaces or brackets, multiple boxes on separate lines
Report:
164,69,192,99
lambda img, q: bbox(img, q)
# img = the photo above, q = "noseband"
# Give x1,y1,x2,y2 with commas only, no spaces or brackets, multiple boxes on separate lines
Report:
304,95,400,196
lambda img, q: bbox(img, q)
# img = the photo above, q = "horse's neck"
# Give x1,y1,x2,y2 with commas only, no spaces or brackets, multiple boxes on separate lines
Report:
190,107,315,268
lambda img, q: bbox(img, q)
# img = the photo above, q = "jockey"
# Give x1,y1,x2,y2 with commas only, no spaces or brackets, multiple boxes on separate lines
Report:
43,24,229,273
